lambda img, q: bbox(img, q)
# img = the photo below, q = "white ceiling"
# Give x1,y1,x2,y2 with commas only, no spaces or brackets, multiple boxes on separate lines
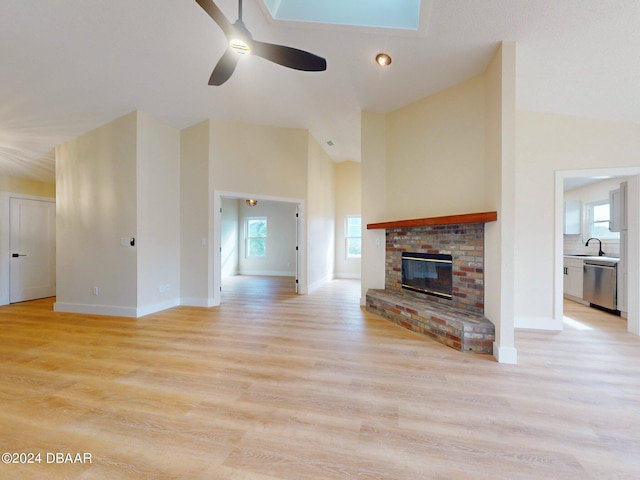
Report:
1,0,639,183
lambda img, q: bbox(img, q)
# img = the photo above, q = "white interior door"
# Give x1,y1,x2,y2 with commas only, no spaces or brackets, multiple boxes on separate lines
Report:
10,197,56,303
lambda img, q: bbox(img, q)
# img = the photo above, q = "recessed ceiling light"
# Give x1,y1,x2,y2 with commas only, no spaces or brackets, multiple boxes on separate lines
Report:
375,53,392,66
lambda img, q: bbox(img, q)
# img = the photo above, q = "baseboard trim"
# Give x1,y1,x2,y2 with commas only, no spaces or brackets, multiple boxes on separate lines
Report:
307,275,333,294
237,270,296,277
493,343,518,364
334,273,362,279
180,297,218,307
53,302,137,318
136,299,181,317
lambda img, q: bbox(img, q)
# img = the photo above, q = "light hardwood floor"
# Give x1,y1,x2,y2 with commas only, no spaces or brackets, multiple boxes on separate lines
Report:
1,277,639,479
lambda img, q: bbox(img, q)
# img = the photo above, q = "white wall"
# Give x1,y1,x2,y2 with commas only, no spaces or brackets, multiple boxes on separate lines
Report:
55,111,139,315
334,161,361,279
136,112,181,315
516,111,640,331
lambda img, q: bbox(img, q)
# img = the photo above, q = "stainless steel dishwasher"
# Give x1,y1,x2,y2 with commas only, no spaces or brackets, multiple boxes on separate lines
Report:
583,259,618,311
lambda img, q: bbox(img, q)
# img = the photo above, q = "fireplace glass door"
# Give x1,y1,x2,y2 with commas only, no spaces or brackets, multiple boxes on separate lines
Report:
401,252,453,299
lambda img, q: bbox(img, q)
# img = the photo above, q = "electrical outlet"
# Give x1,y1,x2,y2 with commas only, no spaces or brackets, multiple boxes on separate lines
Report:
92,287,99,296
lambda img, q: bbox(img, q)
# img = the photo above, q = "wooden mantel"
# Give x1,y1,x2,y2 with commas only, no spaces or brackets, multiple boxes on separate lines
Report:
366,211,497,230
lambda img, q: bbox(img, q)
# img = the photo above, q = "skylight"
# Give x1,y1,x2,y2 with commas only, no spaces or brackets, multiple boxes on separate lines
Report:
261,0,422,31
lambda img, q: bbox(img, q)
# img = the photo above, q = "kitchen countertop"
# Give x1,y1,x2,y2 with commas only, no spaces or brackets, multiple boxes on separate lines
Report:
564,254,620,263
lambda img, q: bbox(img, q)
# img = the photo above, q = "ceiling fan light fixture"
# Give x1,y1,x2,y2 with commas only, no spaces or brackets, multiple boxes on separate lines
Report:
229,38,251,55
375,53,392,66
196,0,326,85
230,38,250,55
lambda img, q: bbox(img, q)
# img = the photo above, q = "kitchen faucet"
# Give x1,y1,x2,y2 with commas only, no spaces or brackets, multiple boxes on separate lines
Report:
585,237,605,256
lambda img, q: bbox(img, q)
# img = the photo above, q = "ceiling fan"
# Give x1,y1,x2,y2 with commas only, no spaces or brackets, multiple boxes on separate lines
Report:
195,0,327,86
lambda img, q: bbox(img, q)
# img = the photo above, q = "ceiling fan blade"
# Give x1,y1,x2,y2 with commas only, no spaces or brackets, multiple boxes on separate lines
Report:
209,48,239,86
195,0,233,37
251,41,327,72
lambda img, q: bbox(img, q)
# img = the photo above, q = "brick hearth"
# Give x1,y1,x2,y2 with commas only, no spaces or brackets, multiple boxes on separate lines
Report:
366,289,494,354
366,213,496,354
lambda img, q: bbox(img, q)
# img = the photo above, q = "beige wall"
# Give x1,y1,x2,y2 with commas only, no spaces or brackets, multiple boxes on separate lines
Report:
209,120,308,199
483,41,517,363
221,197,240,277
0,175,55,248
180,120,213,306
0,176,56,305
334,161,361,278
385,75,487,220
136,111,181,313
55,111,181,316
188,119,334,301
55,111,138,314
361,111,388,301
208,120,309,298
360,42,518,362
0,176,55,197
306,134,336,291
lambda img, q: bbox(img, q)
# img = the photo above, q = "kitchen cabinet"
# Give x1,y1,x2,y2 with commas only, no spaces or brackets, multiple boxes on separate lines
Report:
564,200,582,234
609,181,628,313
609,188,621,232
563,257,584,300
609,181,627,232
618,230,627,313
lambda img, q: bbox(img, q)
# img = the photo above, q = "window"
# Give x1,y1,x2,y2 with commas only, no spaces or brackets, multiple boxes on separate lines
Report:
586,200,618,239
346,216,362,258
245,217,267,257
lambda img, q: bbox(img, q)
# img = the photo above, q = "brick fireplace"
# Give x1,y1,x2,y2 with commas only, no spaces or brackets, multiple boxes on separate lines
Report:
385,223,485,313
366,212,497,354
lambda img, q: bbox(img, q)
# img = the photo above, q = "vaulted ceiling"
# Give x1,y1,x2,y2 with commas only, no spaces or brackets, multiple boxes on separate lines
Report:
1,0,638,183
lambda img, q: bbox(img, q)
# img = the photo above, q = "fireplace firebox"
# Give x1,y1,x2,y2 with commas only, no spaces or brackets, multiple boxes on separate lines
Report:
401,252,453,299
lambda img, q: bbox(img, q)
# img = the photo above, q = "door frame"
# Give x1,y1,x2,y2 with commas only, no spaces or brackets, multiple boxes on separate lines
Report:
0,192,56,306
554,168,640,335
213,190,306,306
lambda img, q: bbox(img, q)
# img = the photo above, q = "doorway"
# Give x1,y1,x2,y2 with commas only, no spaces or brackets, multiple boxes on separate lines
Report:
1,194,56,305
556,168,640,336
213,191,305,306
